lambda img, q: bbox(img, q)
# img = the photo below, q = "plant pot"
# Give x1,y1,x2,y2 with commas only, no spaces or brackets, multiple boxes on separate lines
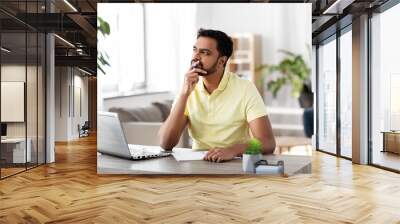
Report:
303,107,314,138
298,84,313,108
242,153,263,173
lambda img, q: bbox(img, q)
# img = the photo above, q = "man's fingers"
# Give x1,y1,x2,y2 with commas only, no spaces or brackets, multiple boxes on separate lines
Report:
205,149,217,160
187,72,199,79
212,155,219,162
206,149,215,156
186,76,199,86
190,68,207,74
211,151,222,162
204,151,213,161
205,148,227,162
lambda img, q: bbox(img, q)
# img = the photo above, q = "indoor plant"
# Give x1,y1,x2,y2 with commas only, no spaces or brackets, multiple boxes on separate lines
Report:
258,49,314,137
97,17,111,75
242,138,263,173
258,49,312,106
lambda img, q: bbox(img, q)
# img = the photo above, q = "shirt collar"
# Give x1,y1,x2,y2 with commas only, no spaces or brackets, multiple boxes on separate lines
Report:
199,69,230,93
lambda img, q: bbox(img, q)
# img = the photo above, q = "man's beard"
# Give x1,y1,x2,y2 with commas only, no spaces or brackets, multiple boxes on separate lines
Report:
191,59,219,76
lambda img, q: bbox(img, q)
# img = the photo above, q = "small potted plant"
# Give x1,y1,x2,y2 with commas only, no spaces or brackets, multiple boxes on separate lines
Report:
242,138,263,173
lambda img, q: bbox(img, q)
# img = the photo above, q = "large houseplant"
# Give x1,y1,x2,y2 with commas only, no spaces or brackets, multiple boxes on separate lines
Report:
258,49,313,137
258,49,312,107
97,17,111,75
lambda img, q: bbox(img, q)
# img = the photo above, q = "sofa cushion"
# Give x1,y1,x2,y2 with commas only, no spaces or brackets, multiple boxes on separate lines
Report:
152,100,173,121
109,105,164,122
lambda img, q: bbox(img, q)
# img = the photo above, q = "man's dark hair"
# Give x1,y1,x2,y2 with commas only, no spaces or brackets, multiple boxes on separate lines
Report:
197,28,233,66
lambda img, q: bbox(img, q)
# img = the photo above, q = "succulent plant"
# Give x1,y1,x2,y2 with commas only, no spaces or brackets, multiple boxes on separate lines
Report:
244,138,262,155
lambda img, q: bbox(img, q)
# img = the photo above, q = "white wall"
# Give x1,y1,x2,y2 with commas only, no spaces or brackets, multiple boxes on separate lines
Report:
195,3,312,108
1,65,36,137
73,74,89,138
55,67,89,141
55,67,68,141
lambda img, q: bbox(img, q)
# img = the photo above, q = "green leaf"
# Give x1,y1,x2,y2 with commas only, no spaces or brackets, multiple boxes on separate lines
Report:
267,77,287,98
98,53,110,66
244,138,262,155
97,17,110,36
97,62,106,75
259,49,310,99
97,17,111,75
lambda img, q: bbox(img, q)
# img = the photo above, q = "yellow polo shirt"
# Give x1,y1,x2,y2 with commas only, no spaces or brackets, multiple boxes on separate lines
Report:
183,70,267,150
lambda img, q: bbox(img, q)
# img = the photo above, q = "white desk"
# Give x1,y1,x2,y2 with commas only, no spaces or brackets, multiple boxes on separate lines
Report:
1,138,31,163
97,149,311,176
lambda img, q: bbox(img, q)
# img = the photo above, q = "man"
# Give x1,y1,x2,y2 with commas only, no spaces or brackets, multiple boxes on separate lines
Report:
159,28,275,162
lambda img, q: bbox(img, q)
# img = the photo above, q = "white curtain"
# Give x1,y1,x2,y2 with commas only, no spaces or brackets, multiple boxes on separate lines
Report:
98,3,145,95
145,4,197,94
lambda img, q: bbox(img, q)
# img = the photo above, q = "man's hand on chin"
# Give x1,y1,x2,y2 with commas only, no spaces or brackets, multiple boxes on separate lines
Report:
204,148,237,163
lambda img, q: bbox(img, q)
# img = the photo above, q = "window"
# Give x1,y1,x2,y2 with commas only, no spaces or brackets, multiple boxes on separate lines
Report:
0,1,46,179
317,36,337,154
98,4,145,96
144,4,197,93
339,28,352,158
371,3,400,171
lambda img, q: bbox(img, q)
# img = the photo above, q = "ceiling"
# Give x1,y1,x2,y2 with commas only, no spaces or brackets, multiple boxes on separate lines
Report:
0,0,97,74
0,0,393,75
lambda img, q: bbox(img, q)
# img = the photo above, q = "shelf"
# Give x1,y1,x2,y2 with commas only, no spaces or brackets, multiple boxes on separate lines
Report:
229,59,251,64
272,124,303,131
227,33,262,97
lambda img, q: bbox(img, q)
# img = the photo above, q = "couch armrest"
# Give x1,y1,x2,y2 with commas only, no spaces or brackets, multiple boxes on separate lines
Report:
121,122,190,148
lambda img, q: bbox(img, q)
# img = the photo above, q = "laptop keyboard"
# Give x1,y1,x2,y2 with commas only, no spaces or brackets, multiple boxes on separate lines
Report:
128,144,171,160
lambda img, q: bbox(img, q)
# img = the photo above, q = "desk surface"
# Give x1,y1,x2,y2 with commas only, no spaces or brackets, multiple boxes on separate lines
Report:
97,153,311,176
1,138,27,143
381,131,400,134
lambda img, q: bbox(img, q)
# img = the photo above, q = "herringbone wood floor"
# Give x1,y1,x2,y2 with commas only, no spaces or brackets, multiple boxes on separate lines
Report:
1,135,400,224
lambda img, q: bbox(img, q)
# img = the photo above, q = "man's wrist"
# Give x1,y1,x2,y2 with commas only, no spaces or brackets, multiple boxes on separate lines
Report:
230,144,248,157
179,91,190,99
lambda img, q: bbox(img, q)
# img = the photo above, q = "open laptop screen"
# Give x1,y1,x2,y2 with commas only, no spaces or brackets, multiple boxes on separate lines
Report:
97,112,132,159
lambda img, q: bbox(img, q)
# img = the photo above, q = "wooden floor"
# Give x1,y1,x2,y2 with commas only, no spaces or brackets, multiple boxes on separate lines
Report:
1,135,400,223
1,167,26,178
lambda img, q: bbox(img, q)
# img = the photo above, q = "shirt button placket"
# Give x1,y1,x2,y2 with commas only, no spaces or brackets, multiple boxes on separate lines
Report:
208,96,212,118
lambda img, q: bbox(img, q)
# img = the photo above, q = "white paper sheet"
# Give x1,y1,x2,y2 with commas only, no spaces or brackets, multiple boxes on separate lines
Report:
172,151,207,161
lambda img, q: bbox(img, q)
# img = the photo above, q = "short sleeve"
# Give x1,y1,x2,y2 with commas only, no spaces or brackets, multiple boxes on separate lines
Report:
172,95,189,117
245,82,267,122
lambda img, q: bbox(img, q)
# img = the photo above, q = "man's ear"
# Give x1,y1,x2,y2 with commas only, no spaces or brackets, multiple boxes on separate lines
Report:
219,56,228,66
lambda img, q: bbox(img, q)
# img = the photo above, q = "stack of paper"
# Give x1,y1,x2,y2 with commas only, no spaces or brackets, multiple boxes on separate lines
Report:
172,151,207,161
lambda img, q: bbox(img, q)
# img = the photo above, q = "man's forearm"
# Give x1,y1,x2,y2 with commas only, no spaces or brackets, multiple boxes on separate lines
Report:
261,137,276,154
165,94,188,125
159,94,189,149
229,144,248,156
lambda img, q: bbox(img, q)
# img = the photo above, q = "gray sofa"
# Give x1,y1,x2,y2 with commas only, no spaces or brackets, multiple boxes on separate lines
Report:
109,100,190,148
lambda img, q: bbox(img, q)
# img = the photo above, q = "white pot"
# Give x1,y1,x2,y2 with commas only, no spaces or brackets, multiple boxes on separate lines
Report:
242,153,262,173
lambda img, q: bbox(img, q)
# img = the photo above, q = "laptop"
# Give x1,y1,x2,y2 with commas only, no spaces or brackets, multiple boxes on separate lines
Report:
97,111,172,160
